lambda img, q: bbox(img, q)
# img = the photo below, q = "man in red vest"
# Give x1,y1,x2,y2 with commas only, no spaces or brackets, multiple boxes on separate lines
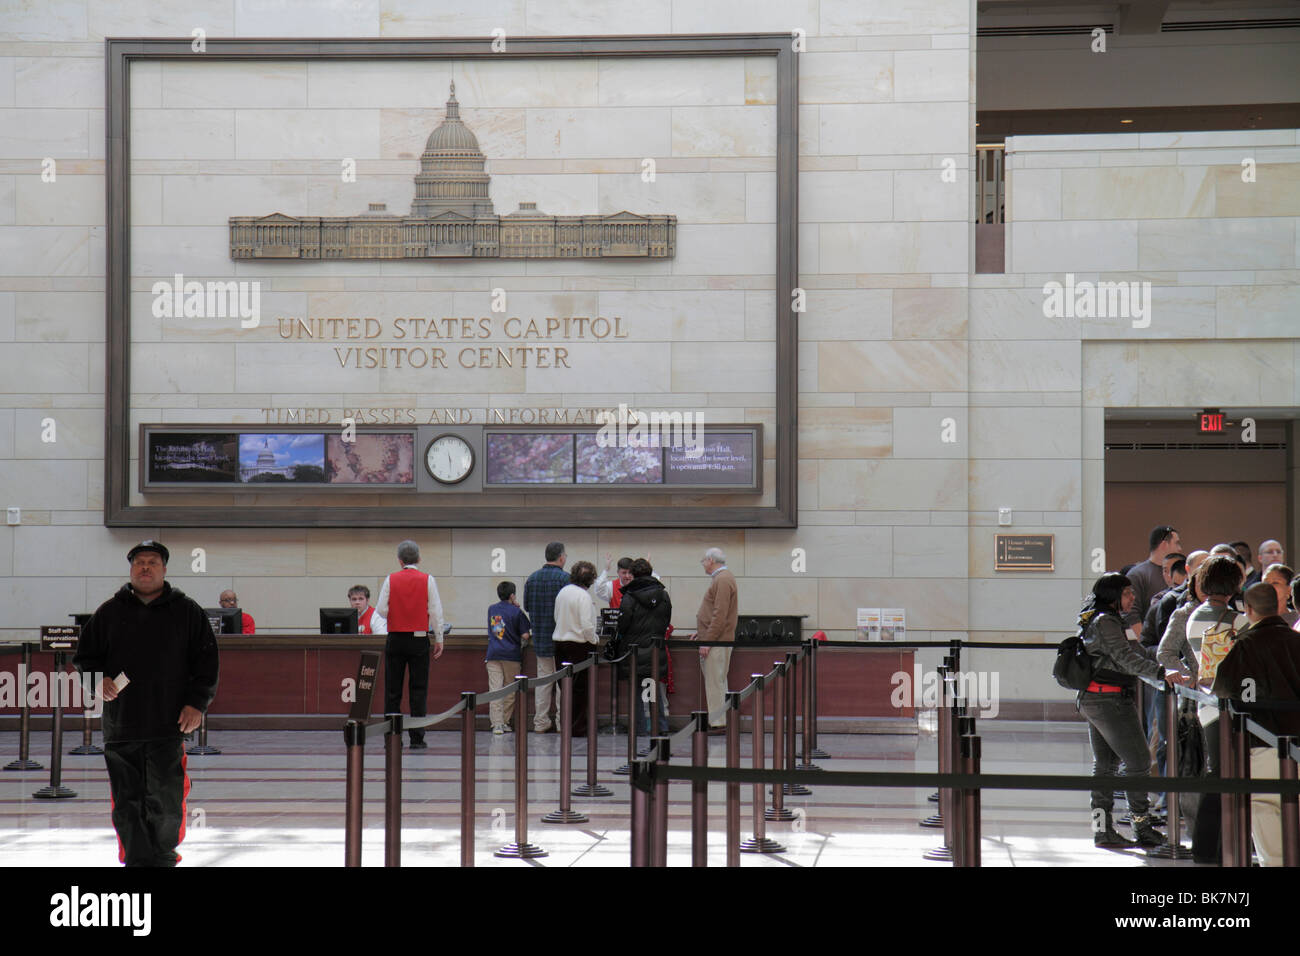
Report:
376,539,444,749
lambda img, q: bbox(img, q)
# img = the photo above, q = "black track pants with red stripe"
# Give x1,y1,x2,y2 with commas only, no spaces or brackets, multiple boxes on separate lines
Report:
104,738,189,866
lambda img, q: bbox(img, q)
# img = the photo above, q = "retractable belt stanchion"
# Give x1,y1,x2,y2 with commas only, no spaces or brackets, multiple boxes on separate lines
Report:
1149,684,1193,859
765,661,793,821
1234,711,1252,867
951,713,975,867
725,691,741,866
33,650,76,800
496,675,547,858
926,655,955,807
651,736,670,867
808,639,829,759
614,649,638,775
798,640,820,771
187,712,221,756
5,643,43,771
384,714,402,867
573,653,613,797
740,673,784,854
691,710,709,866
784,651,812,795
1219,699,1237,867
959,733,981,867
68,706,102,755
631,758,651,867
1279,737,1299,868
543,665,588,824
920,664,949,835
460,692,476,867
343,719,365,867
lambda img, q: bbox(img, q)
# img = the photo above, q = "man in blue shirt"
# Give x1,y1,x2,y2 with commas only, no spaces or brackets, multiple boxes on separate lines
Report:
523,542,569,733
486,581,530,735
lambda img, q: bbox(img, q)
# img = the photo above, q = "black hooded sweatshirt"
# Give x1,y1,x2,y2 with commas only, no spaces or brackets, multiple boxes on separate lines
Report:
74,581,220,743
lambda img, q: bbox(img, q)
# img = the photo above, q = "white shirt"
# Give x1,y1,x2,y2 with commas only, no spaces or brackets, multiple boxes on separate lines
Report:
553,583,597,644
375,564,445,643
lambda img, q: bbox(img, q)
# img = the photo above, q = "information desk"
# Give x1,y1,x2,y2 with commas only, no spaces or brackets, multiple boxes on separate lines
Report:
0,638,914,730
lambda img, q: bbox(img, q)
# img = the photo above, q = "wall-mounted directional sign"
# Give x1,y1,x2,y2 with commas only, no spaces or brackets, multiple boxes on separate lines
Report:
994,534,1055,572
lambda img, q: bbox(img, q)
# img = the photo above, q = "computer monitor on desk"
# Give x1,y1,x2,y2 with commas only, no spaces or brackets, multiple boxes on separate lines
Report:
320,607,359,634
203,607,242,635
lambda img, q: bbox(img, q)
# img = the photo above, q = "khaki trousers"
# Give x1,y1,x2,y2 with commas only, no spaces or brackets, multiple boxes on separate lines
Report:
485,660,519,730
1249,746,1286,867
534,654,557,731
700,645,733,727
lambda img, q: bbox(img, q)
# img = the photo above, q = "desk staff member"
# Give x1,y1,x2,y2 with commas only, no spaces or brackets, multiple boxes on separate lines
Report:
218,589,255,634
74,540,219,866
376,540,444,749
348,584,387,635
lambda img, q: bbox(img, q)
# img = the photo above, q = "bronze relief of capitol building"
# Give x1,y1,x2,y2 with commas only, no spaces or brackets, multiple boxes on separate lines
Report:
229,83,676,261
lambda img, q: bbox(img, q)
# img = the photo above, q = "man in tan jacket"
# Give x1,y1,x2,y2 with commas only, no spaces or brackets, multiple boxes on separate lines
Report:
696,547,739,733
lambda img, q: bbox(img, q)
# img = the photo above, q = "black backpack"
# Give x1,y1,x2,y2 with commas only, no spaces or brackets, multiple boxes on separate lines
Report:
1053,610,1098,691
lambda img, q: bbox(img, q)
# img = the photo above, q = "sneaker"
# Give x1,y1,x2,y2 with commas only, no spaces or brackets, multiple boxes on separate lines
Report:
492,725,506,736
1131,815,1165,848
409,739,428,750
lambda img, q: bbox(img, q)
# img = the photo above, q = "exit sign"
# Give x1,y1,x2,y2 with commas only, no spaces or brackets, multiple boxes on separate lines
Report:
1198,410,1225,433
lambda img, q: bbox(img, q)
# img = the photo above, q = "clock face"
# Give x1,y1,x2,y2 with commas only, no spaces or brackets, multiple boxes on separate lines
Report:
425,434,474,484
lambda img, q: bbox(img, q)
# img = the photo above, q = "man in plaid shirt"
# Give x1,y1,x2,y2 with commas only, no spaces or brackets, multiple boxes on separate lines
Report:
523,542,570,732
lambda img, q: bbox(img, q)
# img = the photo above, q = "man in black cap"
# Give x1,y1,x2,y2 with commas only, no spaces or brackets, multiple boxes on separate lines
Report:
74,540,219,866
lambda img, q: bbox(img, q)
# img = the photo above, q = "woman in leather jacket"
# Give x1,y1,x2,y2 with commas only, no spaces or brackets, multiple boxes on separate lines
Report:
1079,571,1181,848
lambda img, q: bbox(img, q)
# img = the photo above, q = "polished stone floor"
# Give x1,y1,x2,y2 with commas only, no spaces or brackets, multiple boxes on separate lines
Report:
0,720,1206,867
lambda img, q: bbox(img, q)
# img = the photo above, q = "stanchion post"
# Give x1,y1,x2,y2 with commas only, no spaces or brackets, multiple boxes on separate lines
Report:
1219,699,1237,867
740,674,784,853
783,651,811,794
726,691,741,867
33,650,76,799
574,654,613,797
1279,736,1299,868
544,666,589,824
344,720,365,867
496,675,547,858
614,648,638,775
960,734,981,867
460,692,476,868
809,639,829,759
68,704,102,756
920,665,949,840
384,714,402,867
187,711,221,756
5,643,43,771
1235,712,1252,868
651,736,670,867
799,640,817,770
765,661,792,820
691,710,708,867
1149,683,1193,859
631,760,650,867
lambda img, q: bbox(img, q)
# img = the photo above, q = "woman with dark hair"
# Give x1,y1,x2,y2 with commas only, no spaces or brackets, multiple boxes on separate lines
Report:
616,558,672,738
1079,571,1174,848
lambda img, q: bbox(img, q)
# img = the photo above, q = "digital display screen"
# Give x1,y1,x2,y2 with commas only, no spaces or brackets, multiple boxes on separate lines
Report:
665,432,756,485
484,432,575,484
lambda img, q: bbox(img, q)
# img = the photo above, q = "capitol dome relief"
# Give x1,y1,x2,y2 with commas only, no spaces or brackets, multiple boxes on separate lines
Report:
230,83,675,261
